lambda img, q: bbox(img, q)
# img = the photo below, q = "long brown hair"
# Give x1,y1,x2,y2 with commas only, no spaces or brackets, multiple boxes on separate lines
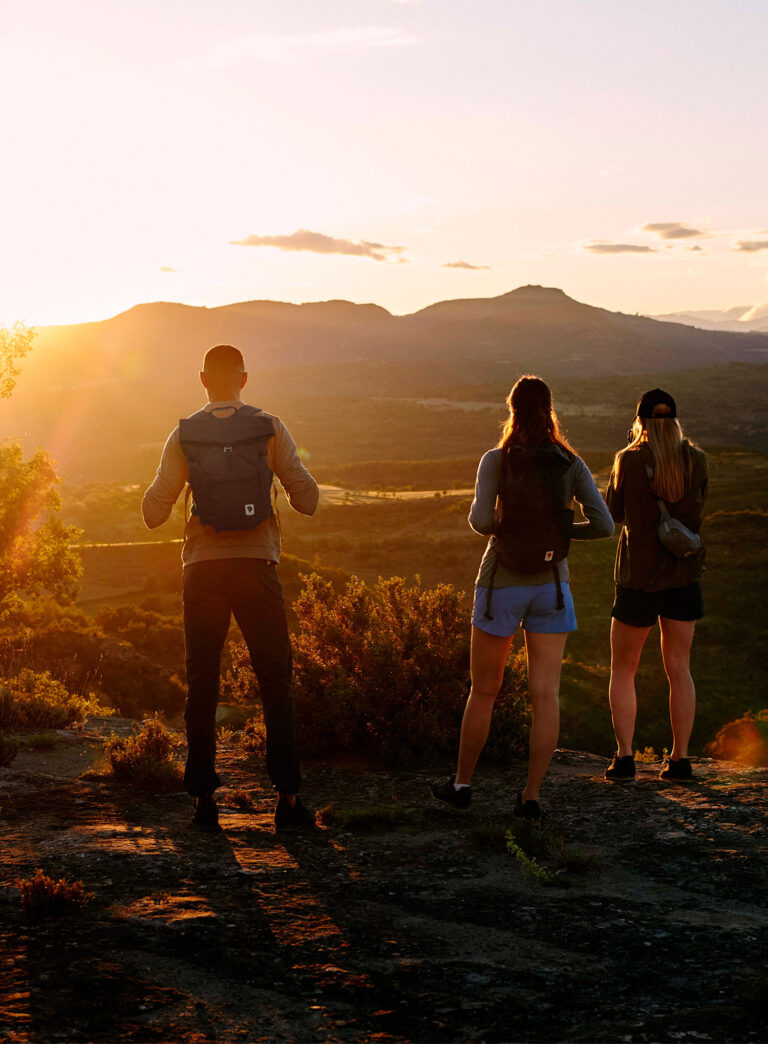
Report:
497,375,575,453
614,415,695,502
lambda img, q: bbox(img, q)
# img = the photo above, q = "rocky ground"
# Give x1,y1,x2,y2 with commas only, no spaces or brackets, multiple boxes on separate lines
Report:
1,721,767,1044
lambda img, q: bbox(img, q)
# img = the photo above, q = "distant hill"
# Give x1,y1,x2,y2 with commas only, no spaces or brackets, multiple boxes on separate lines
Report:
3,285,768,481
17,285,768,385
647,303,768,333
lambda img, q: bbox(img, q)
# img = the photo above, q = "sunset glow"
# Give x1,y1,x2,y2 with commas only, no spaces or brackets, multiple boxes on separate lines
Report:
1,0,767,326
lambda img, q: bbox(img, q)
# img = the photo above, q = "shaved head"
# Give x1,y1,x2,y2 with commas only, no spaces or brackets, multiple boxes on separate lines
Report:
200,344,248,402
203,344,244,375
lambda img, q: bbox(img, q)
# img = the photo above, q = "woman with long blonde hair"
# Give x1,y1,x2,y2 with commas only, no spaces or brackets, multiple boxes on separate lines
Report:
432,376,613,819
604,389,708,782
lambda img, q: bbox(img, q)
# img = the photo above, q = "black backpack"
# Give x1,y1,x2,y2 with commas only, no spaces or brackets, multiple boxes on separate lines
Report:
179,406,275,532
485,444,574,618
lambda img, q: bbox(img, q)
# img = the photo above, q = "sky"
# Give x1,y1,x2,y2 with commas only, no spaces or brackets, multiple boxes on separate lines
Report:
1,0,767,326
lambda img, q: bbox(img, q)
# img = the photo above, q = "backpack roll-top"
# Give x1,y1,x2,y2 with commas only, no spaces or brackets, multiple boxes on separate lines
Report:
485,444,574,618
179,407,275,532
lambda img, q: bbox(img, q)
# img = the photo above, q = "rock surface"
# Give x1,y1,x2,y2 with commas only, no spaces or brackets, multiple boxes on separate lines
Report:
1,724,767,1043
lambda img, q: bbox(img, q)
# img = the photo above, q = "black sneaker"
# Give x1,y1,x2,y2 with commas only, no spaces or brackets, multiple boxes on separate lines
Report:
192,794,219,830
604,753,636,782
431,777,471,811
659,757,693,782
514,791,541,821
274,795,316,832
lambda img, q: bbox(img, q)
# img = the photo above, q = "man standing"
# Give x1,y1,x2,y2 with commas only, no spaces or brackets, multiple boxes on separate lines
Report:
142,344,319,831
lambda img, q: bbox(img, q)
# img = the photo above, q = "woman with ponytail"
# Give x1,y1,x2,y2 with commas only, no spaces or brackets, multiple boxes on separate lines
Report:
604,389,708,783
432,376,613,819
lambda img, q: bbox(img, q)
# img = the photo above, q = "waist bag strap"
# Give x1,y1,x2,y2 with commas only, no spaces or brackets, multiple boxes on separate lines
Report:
483,551,499,620
552,563,564,610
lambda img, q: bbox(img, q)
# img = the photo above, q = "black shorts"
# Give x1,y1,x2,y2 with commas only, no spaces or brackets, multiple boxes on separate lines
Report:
611,582,703,628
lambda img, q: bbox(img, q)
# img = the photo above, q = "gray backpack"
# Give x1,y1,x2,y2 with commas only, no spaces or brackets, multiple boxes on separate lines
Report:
179,406,275,531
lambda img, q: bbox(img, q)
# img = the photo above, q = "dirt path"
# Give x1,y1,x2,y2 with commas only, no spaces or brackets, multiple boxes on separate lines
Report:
1,726,767,1043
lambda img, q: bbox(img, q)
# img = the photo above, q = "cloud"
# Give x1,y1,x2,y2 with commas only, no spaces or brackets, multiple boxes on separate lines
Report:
206,27,418,66
231,229,407,263
442,260,491,270
160,265,177,273
734,239,768,252
583,242,656,254
688,246,703,253
642,222,705,240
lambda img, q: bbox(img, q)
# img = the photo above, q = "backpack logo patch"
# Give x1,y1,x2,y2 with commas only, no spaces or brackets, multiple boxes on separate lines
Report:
544,550,554,561
244,504,255,516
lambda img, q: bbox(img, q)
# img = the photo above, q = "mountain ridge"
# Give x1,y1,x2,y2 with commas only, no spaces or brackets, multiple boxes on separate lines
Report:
4,285,768,482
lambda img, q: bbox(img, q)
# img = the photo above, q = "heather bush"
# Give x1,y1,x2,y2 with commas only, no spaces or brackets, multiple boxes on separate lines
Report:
16,869,92,917
0,669,109,730
706,709,768,766
239,716,266,755
95,605,185,671
0,626,185,719
230,574,529,765
104,714,183,790
0,594,91,632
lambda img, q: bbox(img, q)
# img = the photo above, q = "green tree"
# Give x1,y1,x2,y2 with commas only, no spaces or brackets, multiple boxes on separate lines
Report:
0,322,35,399
0,441,81,607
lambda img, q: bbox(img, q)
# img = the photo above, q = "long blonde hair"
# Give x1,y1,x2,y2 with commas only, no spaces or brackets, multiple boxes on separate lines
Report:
615,416,695,502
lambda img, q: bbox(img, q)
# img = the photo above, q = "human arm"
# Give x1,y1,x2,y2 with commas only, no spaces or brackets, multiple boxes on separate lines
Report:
605,454,625,525
269,417,319,516
571,457,615,540
141,428,188,529
468,450,499,535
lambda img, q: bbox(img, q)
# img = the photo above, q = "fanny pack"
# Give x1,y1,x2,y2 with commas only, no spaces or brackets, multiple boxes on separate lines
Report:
646,465,702,558
655,498,702,557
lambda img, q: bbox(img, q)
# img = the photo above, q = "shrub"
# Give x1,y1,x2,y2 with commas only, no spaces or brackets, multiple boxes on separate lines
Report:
320,804,428,832
0,729,18,766
16,869,93,917
226,574,529,765
239,717,266,755
0,669,109,730
94,605,185,671
705,710,768,766
505,819,600,885
0,626,185,719
104,714,183,790
635,746,662,763
225,788,257,811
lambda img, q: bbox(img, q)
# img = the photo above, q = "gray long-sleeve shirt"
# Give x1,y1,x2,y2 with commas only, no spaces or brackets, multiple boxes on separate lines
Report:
470,447,614,587
142,399,319,567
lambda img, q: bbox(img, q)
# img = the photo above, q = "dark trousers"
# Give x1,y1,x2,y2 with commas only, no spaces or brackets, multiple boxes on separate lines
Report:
182,558,301,796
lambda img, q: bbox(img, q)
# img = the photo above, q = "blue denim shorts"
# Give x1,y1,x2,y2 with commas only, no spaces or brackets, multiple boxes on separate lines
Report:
472,582,578,636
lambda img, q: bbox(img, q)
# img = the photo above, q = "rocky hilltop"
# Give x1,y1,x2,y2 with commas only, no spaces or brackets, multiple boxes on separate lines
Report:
1,723,766,1043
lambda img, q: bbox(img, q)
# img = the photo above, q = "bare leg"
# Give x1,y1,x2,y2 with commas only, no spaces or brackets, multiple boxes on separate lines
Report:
522,631,568,802
609,618,651,757
455,627,515,785
659,617,696,759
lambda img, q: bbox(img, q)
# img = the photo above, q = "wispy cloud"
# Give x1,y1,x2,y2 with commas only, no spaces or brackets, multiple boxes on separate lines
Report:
642,222,705,240
442,259,491,270
734,239,768,252
206,27,418,66
583,242,656,254
160,265,177,273
231,229,407,263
